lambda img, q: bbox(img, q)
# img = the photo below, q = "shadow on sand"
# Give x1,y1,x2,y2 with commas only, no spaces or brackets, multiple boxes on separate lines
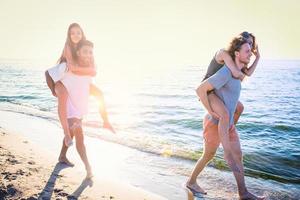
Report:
38,162,70,200
67,178,93,200
38,162,93,200
184,187,217,200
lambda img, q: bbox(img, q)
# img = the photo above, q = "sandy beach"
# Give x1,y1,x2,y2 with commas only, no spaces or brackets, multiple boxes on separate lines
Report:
0,126,167,200
1,0,300,199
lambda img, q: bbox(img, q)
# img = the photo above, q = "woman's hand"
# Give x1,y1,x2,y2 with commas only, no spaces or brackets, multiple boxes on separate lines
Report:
252,45,260,58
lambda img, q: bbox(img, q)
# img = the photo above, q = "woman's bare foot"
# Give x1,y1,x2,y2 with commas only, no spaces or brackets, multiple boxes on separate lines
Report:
58,156,74,167
240,191,265,200
103,121,116,133
186,181,207,195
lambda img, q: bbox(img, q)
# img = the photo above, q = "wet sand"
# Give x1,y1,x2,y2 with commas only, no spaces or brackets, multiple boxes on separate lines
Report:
0,127,166,200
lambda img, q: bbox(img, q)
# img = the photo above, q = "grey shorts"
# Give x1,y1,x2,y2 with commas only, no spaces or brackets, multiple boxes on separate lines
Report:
68,118,82,131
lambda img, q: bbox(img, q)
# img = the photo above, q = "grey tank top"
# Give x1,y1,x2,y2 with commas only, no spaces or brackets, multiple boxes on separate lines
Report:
202,56,224,81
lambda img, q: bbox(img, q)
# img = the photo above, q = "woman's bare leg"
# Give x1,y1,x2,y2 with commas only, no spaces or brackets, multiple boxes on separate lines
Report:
73,126,93,179
89,83,115,133
208,93,240,172
45,71,56,97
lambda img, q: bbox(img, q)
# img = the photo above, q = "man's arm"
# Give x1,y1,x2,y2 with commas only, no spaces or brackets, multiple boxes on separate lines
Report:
196,81,220,119
197,66,231,118
217,49,245,80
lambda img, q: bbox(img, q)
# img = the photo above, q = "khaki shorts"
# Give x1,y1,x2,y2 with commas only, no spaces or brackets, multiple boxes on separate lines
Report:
67,118,82,131
203,114,239,148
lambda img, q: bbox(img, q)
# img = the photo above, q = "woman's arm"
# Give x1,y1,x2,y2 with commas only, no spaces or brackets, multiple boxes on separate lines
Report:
217,49,245,80
243,46,260,76
63,45,97,76
67,62,97,76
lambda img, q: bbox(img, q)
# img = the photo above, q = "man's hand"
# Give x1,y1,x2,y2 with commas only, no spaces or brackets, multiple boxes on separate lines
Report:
209,110,220,120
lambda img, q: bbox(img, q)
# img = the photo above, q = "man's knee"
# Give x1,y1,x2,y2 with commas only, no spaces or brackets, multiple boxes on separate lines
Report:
202,150,216,161
74,129,84,145
234,150,243,162
72,126,82,135
73,126,83,136
229,148,243,162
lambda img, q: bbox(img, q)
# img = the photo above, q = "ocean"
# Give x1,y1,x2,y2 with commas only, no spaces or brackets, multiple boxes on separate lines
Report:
0,59,299,199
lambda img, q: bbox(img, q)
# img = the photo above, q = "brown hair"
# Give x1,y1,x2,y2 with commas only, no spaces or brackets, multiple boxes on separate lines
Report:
58,23,86,63
77,40,94,51
239,31,256,52
226,36,249,60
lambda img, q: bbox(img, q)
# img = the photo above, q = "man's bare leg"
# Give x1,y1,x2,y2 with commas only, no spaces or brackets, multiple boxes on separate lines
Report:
186,136,219,194
55,82,73,146
73,126,93,179
58,140,74,166
58,129,74,166
230,137,265,200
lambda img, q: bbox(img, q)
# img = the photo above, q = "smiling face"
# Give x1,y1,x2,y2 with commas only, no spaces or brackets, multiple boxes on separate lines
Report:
235,43,252,64
77,45,94,66
69,26,83,44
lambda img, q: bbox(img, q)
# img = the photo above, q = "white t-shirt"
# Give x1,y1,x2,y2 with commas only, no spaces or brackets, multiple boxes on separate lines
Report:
48,63,92,119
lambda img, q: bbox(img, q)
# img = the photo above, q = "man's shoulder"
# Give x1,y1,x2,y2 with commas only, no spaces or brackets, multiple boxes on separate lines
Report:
220,65,231,73
62,72,92,86
214,65,231,78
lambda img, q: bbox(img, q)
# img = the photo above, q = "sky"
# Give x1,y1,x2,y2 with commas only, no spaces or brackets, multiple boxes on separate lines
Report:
0,0,299,70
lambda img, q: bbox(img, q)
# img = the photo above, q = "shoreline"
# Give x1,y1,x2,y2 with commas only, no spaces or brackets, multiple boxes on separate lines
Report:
0,127,167,200
1,109,299,200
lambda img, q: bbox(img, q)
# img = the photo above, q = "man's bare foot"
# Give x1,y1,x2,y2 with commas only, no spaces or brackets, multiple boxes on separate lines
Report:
58,157,74,167
103,122,116,133
240,191,265,200
186,181,207,195
64,134,73,147
86,167,93,179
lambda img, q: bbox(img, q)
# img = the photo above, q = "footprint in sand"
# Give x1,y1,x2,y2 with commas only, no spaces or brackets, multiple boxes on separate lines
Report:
28,161,35,165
